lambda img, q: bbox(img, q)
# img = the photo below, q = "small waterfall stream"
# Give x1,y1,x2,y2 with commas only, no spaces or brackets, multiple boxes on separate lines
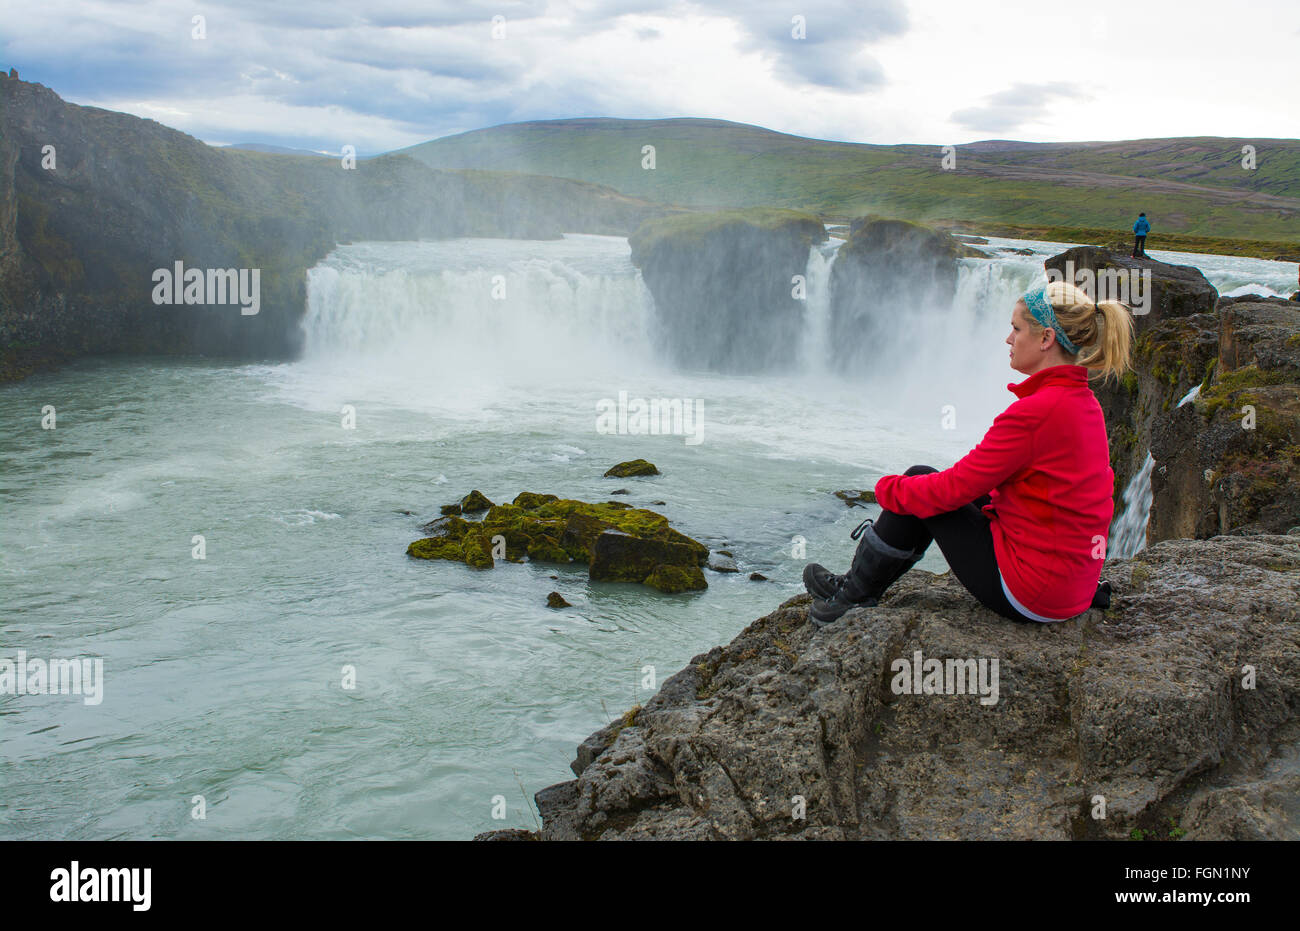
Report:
1109,383,1203,558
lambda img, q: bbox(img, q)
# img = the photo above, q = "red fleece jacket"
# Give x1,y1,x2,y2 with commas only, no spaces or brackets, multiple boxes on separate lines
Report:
874,364,1114,619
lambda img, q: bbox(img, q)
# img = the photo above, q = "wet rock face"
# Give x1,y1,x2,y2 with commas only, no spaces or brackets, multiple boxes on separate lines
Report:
490,535,1299,840
1217,295,1300,379
1147,297,1300,539
590,530,703,587
1098,311,1220,516
628,209,827,374
827,218,962,371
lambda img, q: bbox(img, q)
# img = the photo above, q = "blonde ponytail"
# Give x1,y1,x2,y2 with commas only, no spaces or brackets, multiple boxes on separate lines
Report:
1078,299,1135,385
1029,281,1136,385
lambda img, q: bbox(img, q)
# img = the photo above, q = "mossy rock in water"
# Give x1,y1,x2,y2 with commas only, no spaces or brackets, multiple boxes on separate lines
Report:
461,527,495,569
419,514,470,537
440,503,462,516
528,535,571,563
406,537,465,561
461,490,494,513
644,564,707,593
513,492,559,509
590,530,700,583
546,591,571,608
406,492,707,592
604,459,660,478
560,511,619,561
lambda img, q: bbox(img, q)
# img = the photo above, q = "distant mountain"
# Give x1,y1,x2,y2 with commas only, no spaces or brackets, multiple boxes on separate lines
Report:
221,142,333,157
399,118,1300,241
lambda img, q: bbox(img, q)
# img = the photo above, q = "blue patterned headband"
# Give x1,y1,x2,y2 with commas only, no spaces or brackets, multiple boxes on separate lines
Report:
1022,285,1080,354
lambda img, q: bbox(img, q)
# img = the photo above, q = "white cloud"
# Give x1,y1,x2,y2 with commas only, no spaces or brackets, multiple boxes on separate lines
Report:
1,0,1296,151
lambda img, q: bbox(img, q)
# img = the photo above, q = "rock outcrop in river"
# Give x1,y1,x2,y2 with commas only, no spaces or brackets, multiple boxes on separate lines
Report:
479,533,1300,840
408,493,710,593
827,217,969,370
628,207,826,373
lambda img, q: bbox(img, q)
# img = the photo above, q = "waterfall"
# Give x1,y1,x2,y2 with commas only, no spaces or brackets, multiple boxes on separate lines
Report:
796,237,843,369
1109,452,1155,559
300,233,1058,396
1178,382,1204,408
1109,383,1202,559
300,236,659,381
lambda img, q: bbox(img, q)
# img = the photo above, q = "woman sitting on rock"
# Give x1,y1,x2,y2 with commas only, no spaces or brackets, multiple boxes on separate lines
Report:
805,280,1135,626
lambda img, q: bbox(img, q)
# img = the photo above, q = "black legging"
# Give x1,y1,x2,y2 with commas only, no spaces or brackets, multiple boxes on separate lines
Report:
873,465,1040,624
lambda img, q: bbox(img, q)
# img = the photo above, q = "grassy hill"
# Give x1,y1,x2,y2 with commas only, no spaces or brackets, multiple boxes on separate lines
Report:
400,119,1300,245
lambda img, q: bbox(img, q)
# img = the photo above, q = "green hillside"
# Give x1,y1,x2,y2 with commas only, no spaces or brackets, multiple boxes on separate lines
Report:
400,119,1300,243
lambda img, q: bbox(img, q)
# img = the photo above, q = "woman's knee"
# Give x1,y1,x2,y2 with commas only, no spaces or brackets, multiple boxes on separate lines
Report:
904,464,938,477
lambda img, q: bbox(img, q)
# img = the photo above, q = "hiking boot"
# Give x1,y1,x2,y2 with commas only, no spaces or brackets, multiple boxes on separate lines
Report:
803,516,878,601
802,563,844,600
1091,579,1113,609
809,522,923,626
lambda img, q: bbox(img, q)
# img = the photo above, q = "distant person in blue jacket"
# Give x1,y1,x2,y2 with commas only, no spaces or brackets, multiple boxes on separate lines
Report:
1132,213,1150,258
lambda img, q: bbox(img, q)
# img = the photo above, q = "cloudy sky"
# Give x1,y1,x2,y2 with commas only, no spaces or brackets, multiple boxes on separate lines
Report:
3,0,1296,154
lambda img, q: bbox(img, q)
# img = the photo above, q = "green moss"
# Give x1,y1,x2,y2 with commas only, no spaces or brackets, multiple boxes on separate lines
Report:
603,458,660,478
597,704,644,746
1210,364,1290,394
1150,356,1184,389
1200,357,1218,391
460,490,494,512
406,538,465,561
644,564,707,593
513,492,559,509
1196,364,1289,418
484,504,524,527
1196,368,1298,457
461,528,495,569
772,638,798,664
526,535,570,563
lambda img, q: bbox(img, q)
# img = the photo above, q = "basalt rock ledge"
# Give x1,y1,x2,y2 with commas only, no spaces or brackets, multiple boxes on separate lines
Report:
476,533,1300,840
